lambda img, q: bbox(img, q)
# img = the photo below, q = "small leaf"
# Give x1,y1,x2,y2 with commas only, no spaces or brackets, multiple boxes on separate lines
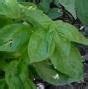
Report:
38,0,52,13
48,8,62,19
28,29,55,63
55,21,88,45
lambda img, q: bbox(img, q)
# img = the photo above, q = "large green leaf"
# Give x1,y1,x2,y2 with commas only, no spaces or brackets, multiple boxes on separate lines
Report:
75,0,88,24
28,29,55,63
0,0,21,19
50,36,83,79
0,23,31,52
55,21,88,45
33,60,83,85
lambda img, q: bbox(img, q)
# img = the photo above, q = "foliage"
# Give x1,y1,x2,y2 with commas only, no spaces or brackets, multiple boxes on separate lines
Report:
75,0,88,24
0,0,88,89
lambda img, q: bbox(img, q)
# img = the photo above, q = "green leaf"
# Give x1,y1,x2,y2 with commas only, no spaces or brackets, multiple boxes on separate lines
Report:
0,0,21,19
19,2,36,7
55,21,88,45
5,58,36,89
54,30,72,56
55,0,76,18
75,0,88,24
5,60,23,89
0,15,12,28
17,56,36,89
50,36,83,79
47,8,62,19
23,79,36,89
33,60,83,85
0,60,8,71
33,61,61,85
0,79,8,89
21,5,53,29
17,0,26,2
0,23,31,52
22,5,88,45
52,71,83,85
38,0,52,13
28,29,55,63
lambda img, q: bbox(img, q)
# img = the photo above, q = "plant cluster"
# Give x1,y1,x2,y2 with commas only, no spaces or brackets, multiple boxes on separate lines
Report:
0,0,88,89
